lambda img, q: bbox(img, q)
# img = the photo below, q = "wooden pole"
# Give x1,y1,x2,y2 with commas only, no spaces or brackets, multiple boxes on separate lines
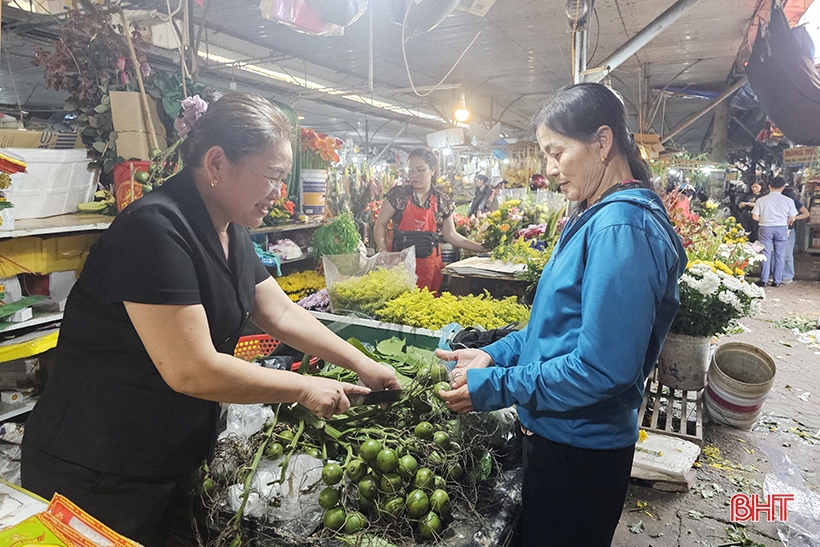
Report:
121,12,160,152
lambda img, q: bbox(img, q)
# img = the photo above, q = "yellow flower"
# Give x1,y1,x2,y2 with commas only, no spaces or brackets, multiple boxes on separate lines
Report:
500,223,511,232
715,260,734,275
735,268,745,277
490,210,502,220
727,216,736,223
639,430,648,443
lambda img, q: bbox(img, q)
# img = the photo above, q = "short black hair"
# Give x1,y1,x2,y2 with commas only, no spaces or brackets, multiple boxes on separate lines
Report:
770,176,786,189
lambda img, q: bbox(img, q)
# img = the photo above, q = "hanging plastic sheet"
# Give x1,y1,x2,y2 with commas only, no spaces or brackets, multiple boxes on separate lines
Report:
746,3,820,146
259,0,367,36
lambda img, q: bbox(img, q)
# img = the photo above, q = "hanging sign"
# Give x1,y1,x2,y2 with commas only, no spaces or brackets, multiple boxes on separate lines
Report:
783,146,818,165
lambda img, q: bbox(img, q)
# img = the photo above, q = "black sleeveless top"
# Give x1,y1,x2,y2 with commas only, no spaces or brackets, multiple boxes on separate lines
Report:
24,168,269,477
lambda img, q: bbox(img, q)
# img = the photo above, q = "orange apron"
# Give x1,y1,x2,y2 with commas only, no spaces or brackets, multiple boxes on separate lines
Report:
396,195,443,294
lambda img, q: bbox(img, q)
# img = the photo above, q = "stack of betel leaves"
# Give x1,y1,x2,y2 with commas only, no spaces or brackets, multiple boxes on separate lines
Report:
203,337,518,547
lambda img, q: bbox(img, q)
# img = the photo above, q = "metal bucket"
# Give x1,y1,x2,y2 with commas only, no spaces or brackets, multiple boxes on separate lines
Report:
657,332,711,390
301,169,327,216
704,342,776,430
440,243,459,265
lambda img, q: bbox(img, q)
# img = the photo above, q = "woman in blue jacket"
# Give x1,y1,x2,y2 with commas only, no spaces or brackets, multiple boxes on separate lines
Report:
438,83,686,547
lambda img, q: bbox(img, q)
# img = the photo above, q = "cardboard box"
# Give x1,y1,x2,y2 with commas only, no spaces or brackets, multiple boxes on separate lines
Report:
0,129,82,149
0,358,37,389
109,91,167,161
0,233,100,277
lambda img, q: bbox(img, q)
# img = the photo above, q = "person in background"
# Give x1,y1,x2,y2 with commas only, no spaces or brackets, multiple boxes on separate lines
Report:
467,173,492,217
753,176,797,287
374,148,486,294
781,184,810,284
738,179,766,242
437,83,686,547
21,93,399,547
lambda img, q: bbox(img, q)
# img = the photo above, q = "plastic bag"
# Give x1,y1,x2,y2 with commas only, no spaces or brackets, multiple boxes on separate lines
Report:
259,0,345,36
225,454,324,535
758,441,820,546
323,248,416,317
218,404,275,442
304,0,367,26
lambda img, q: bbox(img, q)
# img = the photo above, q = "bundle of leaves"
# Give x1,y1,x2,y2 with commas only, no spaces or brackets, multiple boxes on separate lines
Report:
312,212,362,260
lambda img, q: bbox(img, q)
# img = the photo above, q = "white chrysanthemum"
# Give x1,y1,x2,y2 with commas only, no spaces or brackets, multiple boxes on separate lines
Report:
680,273,698,288
698,271,721,296
742,281,765,299
718,290,743,312
689,263,712,276
718,244,732,259
750,300,763,315
720,275,742,292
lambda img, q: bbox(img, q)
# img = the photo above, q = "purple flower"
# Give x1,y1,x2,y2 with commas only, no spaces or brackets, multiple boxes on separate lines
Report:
174,95,208,139
140,62,152,77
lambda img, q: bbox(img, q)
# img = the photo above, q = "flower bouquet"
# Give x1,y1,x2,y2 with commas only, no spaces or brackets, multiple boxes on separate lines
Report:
263,182,297,225
672,261,765,338
301,128,343,169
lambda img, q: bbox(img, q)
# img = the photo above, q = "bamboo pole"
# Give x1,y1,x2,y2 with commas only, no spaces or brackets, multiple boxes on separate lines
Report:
121,11,160,152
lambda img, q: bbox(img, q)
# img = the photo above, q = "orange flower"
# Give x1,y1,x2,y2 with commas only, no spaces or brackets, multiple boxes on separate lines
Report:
500,223,511,232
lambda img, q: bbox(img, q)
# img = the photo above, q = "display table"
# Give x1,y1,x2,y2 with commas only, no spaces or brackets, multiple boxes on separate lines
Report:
442,256,532,301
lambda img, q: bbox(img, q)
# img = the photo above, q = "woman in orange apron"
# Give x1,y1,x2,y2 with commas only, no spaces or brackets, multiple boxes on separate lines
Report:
374,148,486,294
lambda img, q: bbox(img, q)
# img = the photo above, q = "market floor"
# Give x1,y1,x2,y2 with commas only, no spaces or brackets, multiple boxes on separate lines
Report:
611,280,820,547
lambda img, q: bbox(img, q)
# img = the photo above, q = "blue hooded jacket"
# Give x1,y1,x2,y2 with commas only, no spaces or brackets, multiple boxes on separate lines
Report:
469,188,687,450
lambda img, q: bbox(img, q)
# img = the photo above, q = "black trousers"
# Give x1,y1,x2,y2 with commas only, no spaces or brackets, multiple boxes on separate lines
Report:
520,434,634,547
21,442,193,547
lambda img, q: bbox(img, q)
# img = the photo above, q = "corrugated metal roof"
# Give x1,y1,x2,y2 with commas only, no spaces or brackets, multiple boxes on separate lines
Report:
1,0,771,150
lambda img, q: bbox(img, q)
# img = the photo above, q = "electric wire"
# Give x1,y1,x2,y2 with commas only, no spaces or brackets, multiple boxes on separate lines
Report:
401,1,481,98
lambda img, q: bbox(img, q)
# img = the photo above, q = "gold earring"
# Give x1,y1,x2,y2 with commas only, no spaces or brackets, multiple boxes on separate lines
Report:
211,179,218,187
601,157,606,164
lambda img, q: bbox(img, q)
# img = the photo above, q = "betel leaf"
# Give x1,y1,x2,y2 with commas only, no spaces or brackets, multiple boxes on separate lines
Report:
472,451,493,482
102,158,115,173
376,337,406,357
94,103,109,113
347,337,377,361
92,141,107,153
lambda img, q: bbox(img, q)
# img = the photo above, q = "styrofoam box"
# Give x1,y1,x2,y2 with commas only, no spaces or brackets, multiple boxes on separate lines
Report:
5,148,98,219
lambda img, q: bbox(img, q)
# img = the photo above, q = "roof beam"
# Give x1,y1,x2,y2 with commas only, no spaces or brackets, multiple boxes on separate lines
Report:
661,77,747,144
582,0,703,83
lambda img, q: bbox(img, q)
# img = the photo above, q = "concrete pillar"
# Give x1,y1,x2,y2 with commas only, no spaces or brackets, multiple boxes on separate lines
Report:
710,99,730,163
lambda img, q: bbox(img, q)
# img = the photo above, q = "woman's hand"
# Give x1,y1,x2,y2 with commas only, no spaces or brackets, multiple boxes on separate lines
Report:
355,357,402,391
434,348,492,389
438,383,474,414
300,377,370,418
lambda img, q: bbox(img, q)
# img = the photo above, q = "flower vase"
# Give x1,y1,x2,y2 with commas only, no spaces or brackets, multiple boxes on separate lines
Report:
656,332,712,390
301,169,328,216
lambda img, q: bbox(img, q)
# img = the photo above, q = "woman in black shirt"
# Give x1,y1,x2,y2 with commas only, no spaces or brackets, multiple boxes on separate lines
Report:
738,179,766,242
21,93,399,546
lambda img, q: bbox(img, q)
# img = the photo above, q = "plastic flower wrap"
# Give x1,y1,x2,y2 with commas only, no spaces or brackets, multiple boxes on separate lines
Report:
174,95,208,139
671,261,765,337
